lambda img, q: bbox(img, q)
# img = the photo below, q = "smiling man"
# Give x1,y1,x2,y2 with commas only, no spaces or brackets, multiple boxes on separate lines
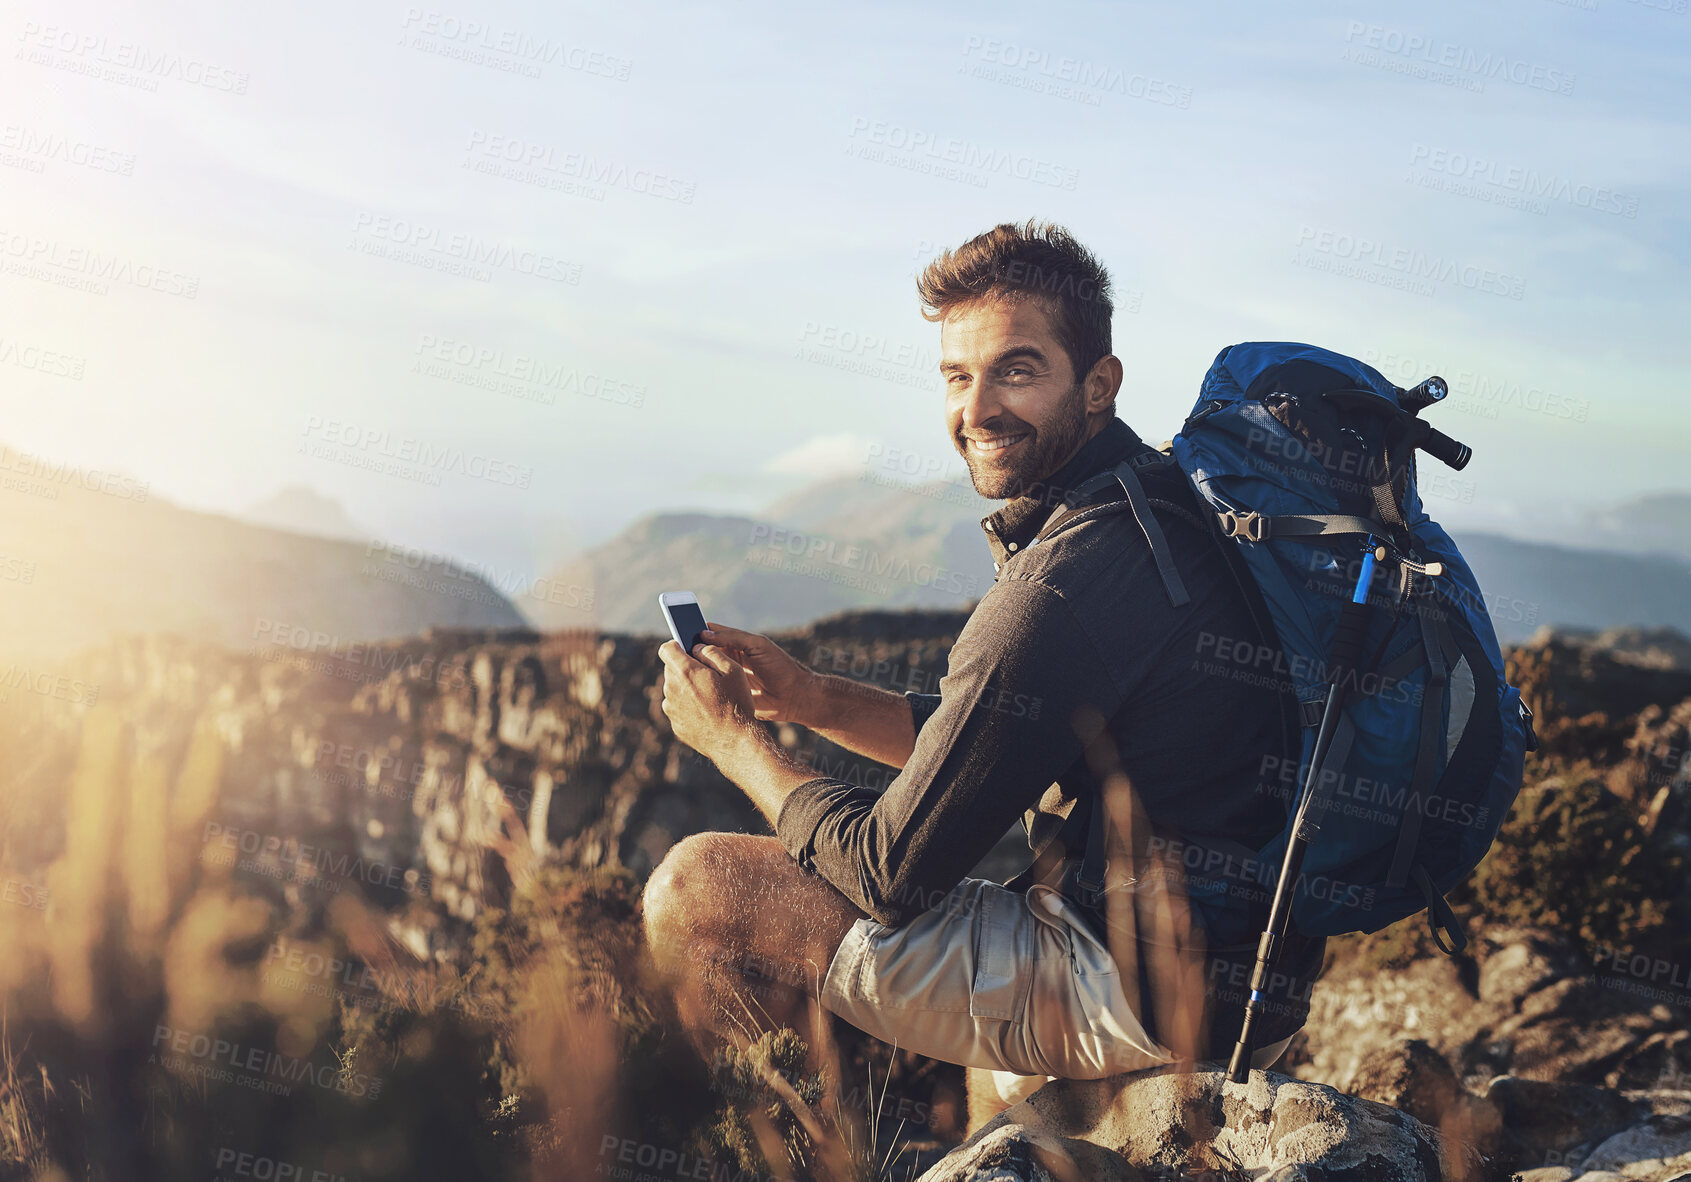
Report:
647,221,1325,1127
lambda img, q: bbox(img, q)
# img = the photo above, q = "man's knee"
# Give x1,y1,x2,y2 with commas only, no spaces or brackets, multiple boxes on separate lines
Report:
642,831,748,964
644,832,717,923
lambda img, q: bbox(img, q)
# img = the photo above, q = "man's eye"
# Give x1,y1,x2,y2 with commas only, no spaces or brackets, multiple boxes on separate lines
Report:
947,373,970,384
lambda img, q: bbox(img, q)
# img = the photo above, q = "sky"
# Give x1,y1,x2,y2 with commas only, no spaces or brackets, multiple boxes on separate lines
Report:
2,0,1688,577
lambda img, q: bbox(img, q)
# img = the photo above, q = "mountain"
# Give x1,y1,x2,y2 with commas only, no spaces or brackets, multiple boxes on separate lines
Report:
1573,492,1691,561
240,483,369,541
0,448,525,664
528,469,1691,645
527,472,995,634
1459,531,1691,643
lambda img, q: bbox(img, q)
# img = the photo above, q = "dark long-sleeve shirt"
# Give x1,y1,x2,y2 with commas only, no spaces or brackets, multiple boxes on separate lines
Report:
775,416,1326,1044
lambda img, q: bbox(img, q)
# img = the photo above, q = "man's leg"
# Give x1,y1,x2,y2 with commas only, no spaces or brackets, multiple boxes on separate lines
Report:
964,1067,1019,1134
642,831,862,1060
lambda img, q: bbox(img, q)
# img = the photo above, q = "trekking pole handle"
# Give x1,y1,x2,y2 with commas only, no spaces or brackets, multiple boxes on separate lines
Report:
1419,426,1472,471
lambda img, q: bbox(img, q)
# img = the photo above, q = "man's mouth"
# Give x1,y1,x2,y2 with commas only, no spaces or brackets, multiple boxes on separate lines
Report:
968,432,1030,454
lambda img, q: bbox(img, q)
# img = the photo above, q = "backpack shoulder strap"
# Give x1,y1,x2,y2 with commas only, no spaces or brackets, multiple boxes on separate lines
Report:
1030,450,1193,608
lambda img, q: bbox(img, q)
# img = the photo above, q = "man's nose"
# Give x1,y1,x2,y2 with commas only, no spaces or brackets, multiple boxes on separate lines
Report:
957,380,1007,432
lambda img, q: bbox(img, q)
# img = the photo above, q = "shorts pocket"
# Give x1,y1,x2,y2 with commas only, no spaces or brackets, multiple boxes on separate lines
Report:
967,887,1032,1023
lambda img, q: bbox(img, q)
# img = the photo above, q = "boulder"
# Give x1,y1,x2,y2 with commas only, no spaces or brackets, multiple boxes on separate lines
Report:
1485,1074,1644,1173
917,1066,1450,1182
1351,1039,1502,1156
1576,1114,1691,1180
1293,926,1687,1093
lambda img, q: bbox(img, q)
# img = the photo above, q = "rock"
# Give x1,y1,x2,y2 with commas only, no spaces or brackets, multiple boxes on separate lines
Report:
1486,1075,1643,1173
1352,1038,1464,1126
1352,1040,1502,1159
1294,925,1686,1094
1579,1114,1691,1180
917,1067,1450,1182
924,1122,1141,1181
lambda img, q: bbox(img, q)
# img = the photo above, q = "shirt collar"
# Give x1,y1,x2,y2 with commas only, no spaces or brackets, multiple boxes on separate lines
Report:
980,417,1146,568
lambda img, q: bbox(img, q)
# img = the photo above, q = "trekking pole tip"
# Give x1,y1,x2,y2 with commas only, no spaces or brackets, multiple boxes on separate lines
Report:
1226,1042,1251,1084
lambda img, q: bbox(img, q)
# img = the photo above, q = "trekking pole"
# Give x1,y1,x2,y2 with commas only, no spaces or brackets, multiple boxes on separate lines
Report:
1227,537,1379,1083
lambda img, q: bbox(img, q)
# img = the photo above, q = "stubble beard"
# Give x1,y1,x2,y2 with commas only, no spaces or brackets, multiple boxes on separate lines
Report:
959,385,1090,501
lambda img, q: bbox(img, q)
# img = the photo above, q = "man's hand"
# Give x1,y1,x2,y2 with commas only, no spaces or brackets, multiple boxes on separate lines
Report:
657,633,826,828
659,638,758,767
696,622,820,727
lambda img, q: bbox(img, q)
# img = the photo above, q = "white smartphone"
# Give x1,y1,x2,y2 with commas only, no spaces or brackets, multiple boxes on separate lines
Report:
657,591,708,655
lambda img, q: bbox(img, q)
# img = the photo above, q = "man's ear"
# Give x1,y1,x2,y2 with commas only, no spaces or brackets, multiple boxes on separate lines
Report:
1084,354,1124,415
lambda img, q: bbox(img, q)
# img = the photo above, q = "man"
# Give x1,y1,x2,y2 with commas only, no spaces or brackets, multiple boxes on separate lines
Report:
646,221,1325,1127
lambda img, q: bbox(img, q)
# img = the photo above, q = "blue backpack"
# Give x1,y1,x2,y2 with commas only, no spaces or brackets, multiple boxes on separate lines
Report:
1169,342,1536,952
1042,342,1535,959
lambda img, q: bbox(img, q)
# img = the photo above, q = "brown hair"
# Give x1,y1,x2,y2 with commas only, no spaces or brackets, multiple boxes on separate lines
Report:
916,220,1114,383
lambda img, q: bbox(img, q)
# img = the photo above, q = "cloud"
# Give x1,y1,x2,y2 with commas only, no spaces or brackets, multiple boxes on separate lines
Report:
761,432,880,477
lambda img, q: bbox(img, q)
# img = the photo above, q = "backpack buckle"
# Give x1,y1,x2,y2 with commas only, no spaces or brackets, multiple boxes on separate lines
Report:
1218,510,1269,542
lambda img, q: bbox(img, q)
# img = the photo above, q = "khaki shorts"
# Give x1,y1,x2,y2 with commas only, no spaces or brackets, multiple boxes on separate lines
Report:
819,877,1292,1095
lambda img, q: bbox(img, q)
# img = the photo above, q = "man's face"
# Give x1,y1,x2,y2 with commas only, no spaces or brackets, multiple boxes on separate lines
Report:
940,297,1091,500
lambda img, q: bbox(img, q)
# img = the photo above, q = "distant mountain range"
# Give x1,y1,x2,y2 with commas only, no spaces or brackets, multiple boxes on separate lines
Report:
9,442,1677,665
0,452,524,664
240,484,371,541
526,476,1691,645
1555,492,1691,564
527,471,993,636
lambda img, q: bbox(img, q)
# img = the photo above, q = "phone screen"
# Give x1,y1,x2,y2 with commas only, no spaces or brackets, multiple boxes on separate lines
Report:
664,598,708,654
